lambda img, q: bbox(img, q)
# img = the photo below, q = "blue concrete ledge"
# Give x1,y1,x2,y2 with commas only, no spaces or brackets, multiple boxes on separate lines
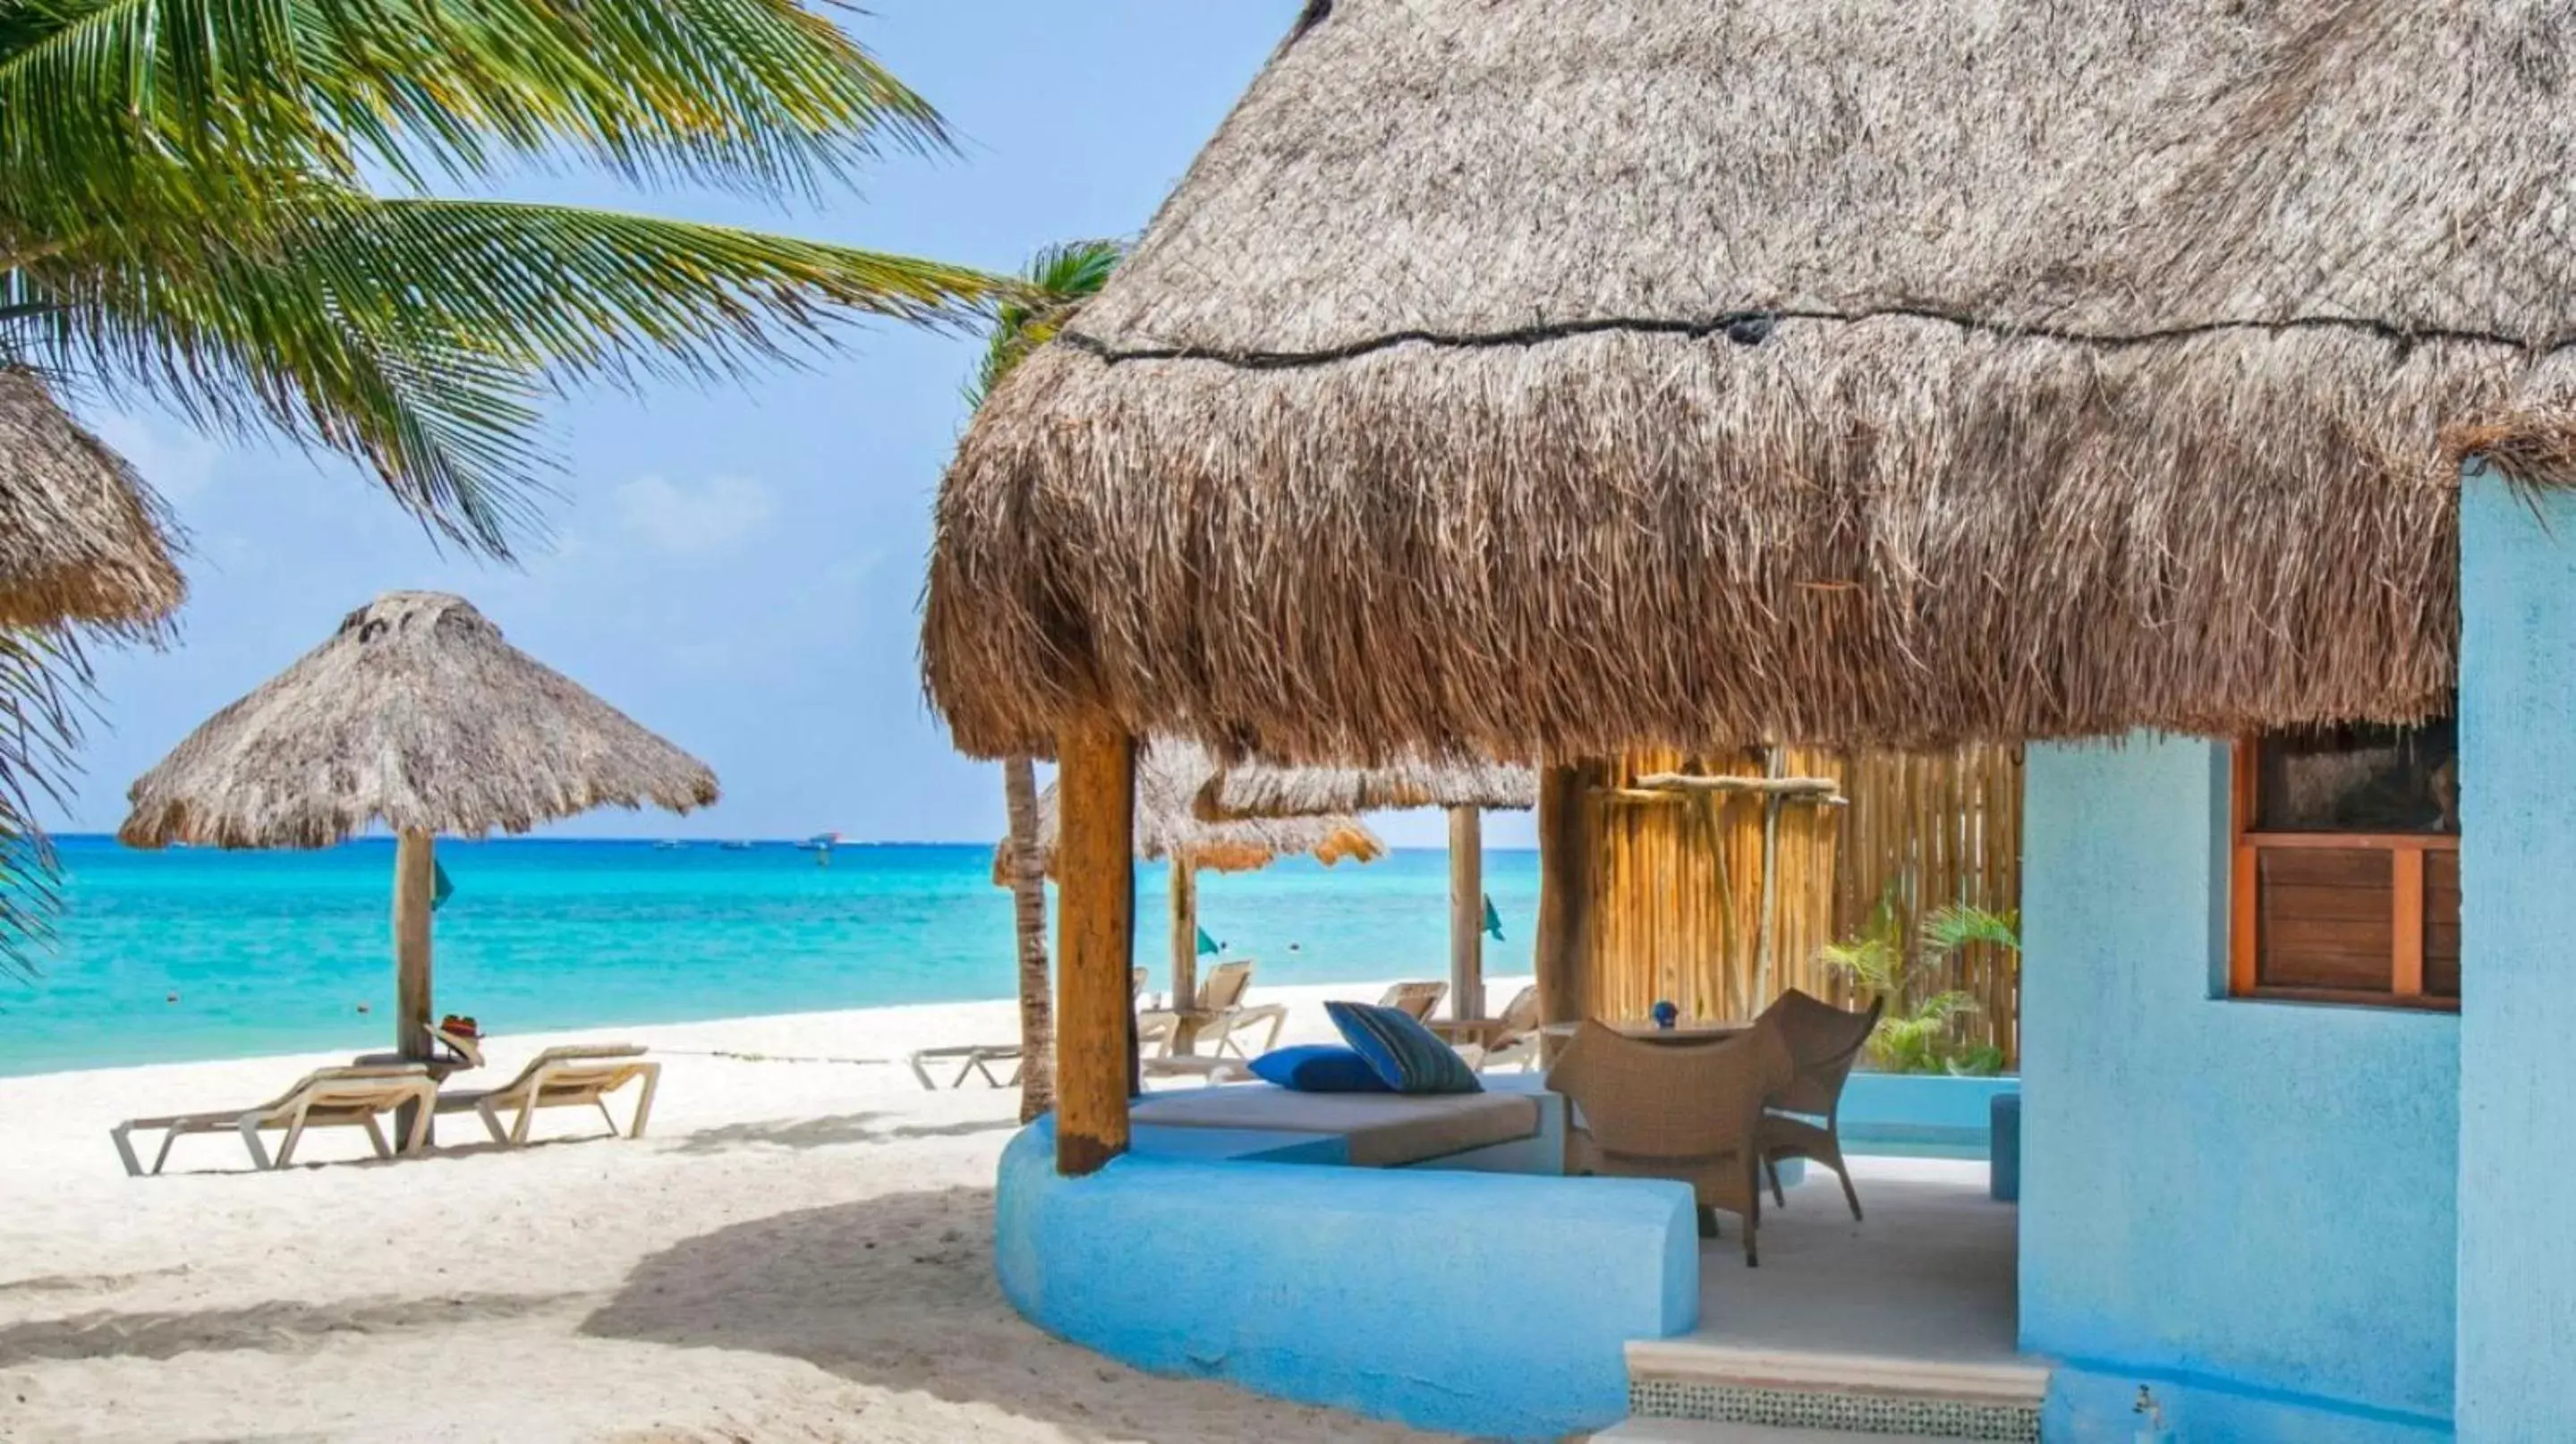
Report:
995,1118,1698,1440
1840,1073,2019,1153
2047,1357,2453,1443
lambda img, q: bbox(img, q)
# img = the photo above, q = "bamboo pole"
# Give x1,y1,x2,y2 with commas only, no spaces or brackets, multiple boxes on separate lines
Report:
1054,718,1135,1176
1753,744,1785,1008
1449,807,1484,1019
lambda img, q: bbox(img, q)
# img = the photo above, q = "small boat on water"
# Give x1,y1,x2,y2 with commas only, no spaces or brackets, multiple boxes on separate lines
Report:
653,839,685,851
719,839,756,852
795,831,844,851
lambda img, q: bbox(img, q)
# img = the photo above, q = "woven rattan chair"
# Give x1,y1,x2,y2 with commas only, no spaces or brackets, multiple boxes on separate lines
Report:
1755,989,1885,1220
1546,1017,1795,1265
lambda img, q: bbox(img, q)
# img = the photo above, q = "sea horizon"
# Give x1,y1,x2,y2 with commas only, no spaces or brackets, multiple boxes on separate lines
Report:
0,835,1540,1077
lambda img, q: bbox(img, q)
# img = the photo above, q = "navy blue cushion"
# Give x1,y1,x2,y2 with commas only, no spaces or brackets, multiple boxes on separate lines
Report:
1248,1043,1391,1093
1325,999,1483,1095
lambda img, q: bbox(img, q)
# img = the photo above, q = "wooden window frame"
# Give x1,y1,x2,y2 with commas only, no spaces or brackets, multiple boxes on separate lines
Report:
2229,740,2459,1012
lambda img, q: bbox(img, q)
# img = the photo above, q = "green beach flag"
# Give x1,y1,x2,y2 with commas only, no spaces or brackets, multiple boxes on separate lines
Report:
1196,925,1222,956
431,861,455,913
1483,893,1504,941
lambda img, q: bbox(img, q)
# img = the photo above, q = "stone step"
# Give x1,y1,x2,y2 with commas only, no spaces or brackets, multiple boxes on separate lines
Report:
1625,1340,2046,1443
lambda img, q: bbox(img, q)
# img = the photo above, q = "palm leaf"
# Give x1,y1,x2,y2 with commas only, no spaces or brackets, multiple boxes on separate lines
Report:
968,238,1125,410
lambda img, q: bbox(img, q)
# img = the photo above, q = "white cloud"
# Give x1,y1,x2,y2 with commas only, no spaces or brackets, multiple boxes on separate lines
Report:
611,474,778,558
89,411,221,504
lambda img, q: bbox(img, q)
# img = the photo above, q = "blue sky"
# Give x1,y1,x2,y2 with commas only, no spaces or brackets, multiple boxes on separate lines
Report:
53,3,1535,852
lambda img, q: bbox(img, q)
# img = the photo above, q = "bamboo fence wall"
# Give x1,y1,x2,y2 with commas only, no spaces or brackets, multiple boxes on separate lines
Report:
1578,743,2024,1062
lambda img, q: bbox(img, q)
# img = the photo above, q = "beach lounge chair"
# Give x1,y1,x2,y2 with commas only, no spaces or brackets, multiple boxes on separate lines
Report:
1756,989,1885,1219
1433,983,1543,1072
1373,980,1450,1020
110,1065,438,1176
913,971,1148,1091
437,1044,660,1146
909,1044,1023,1090
1546,1017,1794,1265
1138,959,1288,1060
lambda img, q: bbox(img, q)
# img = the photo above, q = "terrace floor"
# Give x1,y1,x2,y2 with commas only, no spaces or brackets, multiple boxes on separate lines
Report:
1689,1155,2020,1364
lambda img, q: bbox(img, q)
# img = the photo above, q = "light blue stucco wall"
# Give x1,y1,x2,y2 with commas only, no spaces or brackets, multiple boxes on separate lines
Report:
2456,467,2576,1442
993,1119,1698,1440
2020,737,2458,1442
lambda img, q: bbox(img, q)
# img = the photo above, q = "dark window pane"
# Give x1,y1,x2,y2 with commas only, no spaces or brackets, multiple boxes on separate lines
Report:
2256,848,2393,992
2255,717,2459,834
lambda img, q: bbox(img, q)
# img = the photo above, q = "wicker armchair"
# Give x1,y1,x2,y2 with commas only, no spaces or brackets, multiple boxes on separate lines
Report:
1755,989,1885,1220
1545,1018,1795,1265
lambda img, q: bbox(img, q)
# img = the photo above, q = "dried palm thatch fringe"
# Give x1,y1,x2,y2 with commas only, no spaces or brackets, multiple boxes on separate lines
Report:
121,592,718,848
1194,758,1535,822
0,369,184,634
922,0,2576,762
1003,738,1382,881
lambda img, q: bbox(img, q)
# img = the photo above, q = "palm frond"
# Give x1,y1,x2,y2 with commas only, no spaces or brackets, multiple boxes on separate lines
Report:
1921,904,2021,960
0,624,89,981
968,238,1125,410
0,0,949,208
19,196,999,553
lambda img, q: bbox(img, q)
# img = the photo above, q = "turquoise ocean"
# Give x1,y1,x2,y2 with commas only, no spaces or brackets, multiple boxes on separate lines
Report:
0,837,1540,1077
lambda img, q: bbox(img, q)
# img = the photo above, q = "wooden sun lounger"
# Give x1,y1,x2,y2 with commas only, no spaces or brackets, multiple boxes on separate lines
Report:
110,1065,438,1176
908,1043,1023,1090
436,1044,660,1146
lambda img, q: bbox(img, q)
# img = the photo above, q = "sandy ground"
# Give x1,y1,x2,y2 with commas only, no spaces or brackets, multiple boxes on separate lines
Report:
0,979,1526,1444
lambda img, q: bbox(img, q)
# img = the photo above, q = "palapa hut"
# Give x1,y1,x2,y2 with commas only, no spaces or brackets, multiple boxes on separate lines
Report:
0,368,184,633
925,4,2576,1439
122,591,716,1065
1008,739,1382,1008
1194,757,1532,1020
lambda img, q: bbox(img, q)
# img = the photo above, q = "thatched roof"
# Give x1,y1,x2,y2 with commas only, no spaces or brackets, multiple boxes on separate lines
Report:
121,591,717,847
1005,740,1384,880
924,0,2568,762
1194,759,1535,822
0,369,185,633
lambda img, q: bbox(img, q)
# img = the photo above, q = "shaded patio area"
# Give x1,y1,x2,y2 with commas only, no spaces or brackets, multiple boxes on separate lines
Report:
1692,1156,2019,1364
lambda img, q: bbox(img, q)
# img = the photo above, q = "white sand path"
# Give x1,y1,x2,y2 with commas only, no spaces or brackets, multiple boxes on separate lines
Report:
0,979,1527,1444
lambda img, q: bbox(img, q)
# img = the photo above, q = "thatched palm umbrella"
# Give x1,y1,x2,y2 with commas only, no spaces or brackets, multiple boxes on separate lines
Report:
121,591,717,1065
1008,740,1383,1009
924,0,2563,761
0,368,185,633
1194,759,1534,1019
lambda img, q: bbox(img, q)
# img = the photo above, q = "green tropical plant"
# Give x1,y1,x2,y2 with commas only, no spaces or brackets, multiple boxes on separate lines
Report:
1821,893,2011,1075
0,0,1000,553
0,0,1007,973
974,238,1124,1122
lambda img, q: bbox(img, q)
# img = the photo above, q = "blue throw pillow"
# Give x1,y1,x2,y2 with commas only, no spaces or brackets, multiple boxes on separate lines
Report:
1249,1044,1391,1093
1325,999,1483,1095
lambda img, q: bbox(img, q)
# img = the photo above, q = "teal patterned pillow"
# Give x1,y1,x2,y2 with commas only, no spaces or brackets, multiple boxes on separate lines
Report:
1325,999,1483,1095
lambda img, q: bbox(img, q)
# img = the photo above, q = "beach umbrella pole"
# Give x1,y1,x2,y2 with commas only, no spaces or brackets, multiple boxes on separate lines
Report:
1169,854,1198,1038
390,828,438,1146
1449,806,1484,1019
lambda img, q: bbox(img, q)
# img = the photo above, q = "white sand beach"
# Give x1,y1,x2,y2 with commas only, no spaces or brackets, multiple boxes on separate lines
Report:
0,979,1526,1444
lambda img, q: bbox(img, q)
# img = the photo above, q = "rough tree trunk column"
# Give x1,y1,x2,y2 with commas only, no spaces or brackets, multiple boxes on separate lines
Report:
1002,757,1054,1125
1054,718,1135,1176
1449,806,1484,1020
1535,761,1603,1035
392,828,437,1149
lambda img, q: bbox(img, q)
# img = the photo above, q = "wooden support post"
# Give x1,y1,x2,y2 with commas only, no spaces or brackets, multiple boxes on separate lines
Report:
393,829,436,1061
1449,807,1485,1019
1055,718,1136,1176
392,828,437,1150
1535,761,1603,1028
1169,853,1198,1011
